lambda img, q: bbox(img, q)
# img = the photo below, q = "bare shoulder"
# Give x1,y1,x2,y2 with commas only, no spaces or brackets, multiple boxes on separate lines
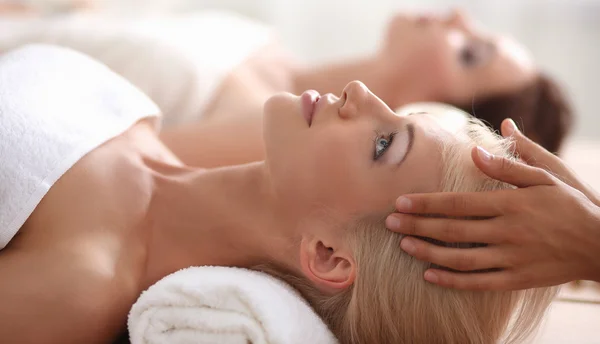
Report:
0,242,135,344
0,120,168,343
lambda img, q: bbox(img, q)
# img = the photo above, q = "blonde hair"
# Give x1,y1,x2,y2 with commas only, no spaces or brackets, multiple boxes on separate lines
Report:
258,106,558,344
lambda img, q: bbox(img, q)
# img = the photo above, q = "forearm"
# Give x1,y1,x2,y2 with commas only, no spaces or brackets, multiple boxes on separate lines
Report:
292,55,397,107
578,203,600,283
592,207,600,282
592,191,600,208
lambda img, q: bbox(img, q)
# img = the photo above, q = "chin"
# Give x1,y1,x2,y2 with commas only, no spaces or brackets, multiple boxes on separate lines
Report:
268,92,302,122
264,92,298,117
262,92,303,155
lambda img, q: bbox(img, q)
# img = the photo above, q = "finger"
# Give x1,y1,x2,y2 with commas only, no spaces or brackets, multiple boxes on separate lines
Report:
399,237,509,272
393,190,511,217
501,118,559,169
501,118,599,203
471,146,556,188
423,269,523,291
386,214,503,244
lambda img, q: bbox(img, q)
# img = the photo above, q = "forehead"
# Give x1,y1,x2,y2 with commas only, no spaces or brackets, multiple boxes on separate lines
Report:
397,103,471,141
393,110,467,193
411,111,467,162
410,108,475,168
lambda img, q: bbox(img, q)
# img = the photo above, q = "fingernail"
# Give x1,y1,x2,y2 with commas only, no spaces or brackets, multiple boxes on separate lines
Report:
400,238,416,255
476,146,493,163
385,215,401,230
424,270,439,284
505,118,519,136
396,197,412,212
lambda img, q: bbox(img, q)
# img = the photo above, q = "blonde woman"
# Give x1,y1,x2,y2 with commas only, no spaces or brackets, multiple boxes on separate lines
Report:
0,45,560,344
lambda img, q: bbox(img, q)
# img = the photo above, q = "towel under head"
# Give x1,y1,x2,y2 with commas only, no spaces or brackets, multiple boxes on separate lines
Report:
128,266,338,344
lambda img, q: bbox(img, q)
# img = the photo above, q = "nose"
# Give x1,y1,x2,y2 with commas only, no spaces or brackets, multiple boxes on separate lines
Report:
339,80,369,120
447,8,471,31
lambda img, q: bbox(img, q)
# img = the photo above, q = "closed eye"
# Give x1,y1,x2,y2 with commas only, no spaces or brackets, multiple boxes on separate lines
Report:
460,40,495,68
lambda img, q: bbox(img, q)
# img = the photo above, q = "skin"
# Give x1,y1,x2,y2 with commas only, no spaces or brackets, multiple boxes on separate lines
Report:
1,120,174,343
161,9,538,169
261,81,456,291
0,3,35,15
0,0,92,14
0,9,537,170
0,8,553,341
386,119,600,291
0,81,460,343
296,9,537,109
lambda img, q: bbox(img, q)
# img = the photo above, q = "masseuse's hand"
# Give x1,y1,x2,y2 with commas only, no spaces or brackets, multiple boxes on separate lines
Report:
385,119,600,291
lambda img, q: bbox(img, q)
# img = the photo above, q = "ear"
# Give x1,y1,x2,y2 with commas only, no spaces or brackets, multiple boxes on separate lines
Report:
299,237,356,294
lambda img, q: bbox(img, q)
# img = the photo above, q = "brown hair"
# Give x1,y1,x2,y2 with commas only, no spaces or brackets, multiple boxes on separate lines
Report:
256,112,558,344
454,73,574,154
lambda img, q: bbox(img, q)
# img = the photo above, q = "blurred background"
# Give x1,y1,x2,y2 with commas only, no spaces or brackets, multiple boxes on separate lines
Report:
4,0,598,188
209,0,600,140
1,1,599,342
6,0,597,139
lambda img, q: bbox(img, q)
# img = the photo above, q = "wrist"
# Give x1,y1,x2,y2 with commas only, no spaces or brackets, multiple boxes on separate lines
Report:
590,206,600,282
593,194,600,208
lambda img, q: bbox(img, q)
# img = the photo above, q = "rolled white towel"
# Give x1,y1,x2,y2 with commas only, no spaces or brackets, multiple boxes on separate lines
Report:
128,266,338,344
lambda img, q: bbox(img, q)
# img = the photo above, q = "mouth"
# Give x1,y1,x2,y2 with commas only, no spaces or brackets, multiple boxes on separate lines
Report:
415,14,433,26
300,90,320,127
415,12,445,27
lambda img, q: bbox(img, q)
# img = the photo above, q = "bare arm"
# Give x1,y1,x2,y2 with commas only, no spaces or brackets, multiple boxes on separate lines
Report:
0,246,124,344
159,42,291,168
158,36,395,169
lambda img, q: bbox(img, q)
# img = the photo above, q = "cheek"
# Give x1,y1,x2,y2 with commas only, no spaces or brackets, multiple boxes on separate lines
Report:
304,133,372,208
271,125,386,218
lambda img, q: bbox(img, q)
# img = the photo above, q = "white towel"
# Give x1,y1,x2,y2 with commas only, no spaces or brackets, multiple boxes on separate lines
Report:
0,44,159,249
128,266,338,344
0,10,275,126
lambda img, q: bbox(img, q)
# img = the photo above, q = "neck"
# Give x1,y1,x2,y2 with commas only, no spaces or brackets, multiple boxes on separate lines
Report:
143,161,299,287
292,54,429,110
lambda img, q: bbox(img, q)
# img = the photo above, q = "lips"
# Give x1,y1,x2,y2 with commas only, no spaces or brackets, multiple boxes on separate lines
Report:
300,90,320,126
416,15,433,26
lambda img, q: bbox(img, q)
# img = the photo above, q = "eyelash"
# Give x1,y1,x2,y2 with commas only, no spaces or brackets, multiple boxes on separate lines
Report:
461,46,477,67
373,131,397,160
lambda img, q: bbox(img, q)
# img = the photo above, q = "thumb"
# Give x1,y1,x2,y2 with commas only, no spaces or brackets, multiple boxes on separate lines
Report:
471,146,556,188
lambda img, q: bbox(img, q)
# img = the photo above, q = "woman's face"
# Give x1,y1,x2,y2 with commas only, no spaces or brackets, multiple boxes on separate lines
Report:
384,9,536,104
263,81,462,226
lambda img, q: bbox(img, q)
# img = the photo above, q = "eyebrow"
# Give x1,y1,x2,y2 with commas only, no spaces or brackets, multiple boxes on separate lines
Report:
487,41,497,54
397,123,415,167
485,40,497,59
478,39,497,65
